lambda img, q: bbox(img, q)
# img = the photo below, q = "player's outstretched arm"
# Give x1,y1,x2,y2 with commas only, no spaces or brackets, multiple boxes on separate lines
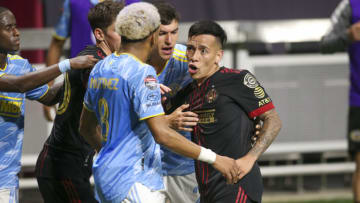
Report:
79,106,102,152
0,55,98,93
147,115,239,184
236,109,282,179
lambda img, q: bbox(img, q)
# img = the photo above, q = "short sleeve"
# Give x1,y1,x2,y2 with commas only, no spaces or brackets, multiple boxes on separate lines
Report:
25,64,49,100
54,0,71,40
131,66,164,120
227,70,275,119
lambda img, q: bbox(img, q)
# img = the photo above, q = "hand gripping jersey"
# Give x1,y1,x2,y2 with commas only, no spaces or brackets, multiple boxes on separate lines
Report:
83,53,164,201
0,55,49,189
165,68,275,202
157,44,195,176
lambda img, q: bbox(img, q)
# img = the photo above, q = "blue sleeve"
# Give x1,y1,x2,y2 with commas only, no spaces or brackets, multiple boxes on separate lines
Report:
54,0,71,39
131,66,164,120
25,63,49,100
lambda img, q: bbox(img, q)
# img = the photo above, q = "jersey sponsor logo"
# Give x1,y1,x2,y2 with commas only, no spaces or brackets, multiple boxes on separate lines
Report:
89,77,119,90
194,109,216,124
0,98,22,118
350,130,360,142
206,88,218,104
254,86,265,99
144,75,157,90
146,101,161,107
244,73,259,88
147,92,160,101
258,97,272,107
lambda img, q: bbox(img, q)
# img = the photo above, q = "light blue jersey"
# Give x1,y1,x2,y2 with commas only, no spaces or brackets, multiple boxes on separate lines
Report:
157,44,194,176
84,53,164,202
0,55,49,189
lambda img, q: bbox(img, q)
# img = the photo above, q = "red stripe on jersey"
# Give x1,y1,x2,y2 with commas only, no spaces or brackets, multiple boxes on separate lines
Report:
235,186,242,203
243,194,247,203
239,189,245,203
249,102,275,119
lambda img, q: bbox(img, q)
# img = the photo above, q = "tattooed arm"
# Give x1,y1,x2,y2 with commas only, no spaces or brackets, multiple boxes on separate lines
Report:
236,109,282,179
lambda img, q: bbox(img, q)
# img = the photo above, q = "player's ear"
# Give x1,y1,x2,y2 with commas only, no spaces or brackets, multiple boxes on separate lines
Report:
215,49,223,65
94,28,105,42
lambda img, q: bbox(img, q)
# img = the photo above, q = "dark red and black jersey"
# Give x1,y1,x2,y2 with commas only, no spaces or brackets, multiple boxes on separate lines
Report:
36,45,106,179
165,67,275,203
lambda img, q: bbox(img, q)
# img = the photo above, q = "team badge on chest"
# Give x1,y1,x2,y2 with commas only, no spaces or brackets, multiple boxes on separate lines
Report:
206,86,218,104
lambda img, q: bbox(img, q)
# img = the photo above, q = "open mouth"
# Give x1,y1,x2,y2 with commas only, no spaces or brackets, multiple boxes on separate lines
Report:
188,64,198,74
161,47,173,55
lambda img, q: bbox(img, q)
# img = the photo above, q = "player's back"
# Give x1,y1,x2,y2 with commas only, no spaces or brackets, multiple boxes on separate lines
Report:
84,53,164,201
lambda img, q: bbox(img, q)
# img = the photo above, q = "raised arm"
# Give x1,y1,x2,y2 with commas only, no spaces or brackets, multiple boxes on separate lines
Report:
0,55,97,93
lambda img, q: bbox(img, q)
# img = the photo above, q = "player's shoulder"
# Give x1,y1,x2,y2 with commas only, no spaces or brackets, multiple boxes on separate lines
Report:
7,54,26,62
172,44,187,63
7,54,30,68
217,67,258,86
217,67,248,78
78,45,106,60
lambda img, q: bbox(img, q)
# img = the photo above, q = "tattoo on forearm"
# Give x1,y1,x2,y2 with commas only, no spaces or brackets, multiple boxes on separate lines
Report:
249,110,282,159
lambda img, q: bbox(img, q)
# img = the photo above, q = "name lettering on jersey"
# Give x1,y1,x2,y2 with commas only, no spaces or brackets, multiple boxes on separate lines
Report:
0,99,22,117
194,109,216,124
89,78,119,90
258,97,272,107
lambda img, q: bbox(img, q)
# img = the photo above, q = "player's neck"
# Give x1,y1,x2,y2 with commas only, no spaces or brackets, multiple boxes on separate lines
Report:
97,41,112,56
196,65,220,86
148,52,167,75
120,43,151,63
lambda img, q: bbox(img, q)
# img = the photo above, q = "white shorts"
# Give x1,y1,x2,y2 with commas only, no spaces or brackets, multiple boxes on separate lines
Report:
97,182,165,203
0,188,18,203
122,182,165,203
163,173,200,203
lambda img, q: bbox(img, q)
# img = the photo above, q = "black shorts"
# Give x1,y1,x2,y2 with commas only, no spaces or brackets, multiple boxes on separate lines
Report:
201,185,257,203
37,177,98,203
348,107,360,158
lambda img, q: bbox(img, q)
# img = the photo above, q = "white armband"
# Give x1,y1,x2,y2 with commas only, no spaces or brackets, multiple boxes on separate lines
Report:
58,59,71,73
197,147,216,164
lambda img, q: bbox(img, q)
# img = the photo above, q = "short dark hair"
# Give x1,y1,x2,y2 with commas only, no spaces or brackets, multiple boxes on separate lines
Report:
88,0,124,32
188,20,227,48
0,7,9,15
152,1,180,25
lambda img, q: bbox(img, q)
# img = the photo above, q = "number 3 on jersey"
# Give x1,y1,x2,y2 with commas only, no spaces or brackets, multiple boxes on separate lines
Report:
98,98,109,142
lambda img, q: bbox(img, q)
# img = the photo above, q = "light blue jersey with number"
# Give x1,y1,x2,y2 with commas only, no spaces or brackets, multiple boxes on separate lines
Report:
84,53,164,202
0,55,49,189
157,44,194,176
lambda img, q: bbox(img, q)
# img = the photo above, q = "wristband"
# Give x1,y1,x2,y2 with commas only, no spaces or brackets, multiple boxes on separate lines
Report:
198,147,217,164
58,59,71,73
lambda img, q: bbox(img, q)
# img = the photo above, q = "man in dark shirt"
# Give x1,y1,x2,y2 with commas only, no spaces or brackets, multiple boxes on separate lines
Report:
165,21,282,203
35,1,123,202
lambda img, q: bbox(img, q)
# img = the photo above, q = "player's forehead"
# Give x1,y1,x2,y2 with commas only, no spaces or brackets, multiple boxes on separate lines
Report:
159,20,178,33
187,34,217,49
0,10,15,27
